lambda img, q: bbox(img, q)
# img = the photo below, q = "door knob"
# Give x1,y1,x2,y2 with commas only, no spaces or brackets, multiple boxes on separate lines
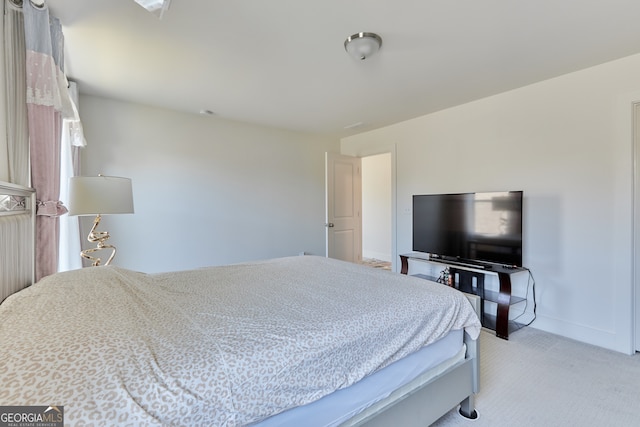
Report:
325,223,335,228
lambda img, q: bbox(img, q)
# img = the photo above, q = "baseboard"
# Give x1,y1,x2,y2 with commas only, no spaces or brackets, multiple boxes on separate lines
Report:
529,316,633,355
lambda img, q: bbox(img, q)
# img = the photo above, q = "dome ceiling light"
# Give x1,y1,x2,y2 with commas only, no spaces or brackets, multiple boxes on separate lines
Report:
344,32,383,60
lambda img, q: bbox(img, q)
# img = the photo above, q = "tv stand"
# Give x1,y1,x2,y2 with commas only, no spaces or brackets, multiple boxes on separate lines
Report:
432,257,489,270
400,252,527,340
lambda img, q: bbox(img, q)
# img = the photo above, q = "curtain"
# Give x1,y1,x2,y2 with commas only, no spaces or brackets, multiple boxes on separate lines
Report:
4,0,29,186
58,80,85,272
22,0,73,281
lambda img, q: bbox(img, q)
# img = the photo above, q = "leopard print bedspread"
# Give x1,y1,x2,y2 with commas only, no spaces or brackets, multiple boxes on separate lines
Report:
0,255,480,426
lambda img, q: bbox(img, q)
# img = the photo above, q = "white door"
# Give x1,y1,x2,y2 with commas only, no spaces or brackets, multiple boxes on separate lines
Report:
325,152,362,263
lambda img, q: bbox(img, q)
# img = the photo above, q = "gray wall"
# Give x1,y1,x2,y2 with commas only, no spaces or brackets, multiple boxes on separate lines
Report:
76,95,339,273
342,53,640,354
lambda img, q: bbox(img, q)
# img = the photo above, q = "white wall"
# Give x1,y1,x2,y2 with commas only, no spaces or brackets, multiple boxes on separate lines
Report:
342,53,640,354
75,95,339,273
362,153,391,261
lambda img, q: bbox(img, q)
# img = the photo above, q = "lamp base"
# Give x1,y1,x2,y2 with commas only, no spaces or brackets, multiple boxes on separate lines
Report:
81,214,116,266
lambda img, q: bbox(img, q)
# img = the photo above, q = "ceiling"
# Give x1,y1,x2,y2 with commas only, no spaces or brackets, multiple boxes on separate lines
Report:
46,0,640,138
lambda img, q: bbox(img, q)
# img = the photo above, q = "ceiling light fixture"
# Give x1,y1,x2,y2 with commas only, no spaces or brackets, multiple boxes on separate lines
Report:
344,32,382,60
134,0,172,19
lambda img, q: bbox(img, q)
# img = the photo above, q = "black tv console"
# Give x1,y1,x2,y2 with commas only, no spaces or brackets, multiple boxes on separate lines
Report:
400,252,528,340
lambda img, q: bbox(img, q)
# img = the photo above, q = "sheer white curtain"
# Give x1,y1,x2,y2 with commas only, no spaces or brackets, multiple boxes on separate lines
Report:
4,0,30,187
58,81,86,271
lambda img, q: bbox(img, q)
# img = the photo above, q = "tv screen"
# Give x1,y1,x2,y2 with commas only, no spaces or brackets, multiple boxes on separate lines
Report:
412,191,523,266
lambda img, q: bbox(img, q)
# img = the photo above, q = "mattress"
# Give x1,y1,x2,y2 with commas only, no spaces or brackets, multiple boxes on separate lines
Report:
0,255,480,426
256,329,465,427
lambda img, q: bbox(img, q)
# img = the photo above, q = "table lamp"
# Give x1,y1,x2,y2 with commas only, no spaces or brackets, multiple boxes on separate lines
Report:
67,175,134,266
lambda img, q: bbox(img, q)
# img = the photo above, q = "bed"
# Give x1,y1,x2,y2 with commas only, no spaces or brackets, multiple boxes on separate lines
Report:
0,181,35,303
0,181,482,427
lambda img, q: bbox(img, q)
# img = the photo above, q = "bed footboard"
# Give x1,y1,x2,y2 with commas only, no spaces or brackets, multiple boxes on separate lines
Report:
459,293,480,419
342,293,481,427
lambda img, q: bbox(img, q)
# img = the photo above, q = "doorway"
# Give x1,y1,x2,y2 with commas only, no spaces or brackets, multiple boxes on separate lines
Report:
361,153,392,270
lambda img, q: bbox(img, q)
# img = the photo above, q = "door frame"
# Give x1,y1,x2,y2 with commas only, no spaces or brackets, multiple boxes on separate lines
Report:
634,101,640,352
361,152,394,265
340,144,398,271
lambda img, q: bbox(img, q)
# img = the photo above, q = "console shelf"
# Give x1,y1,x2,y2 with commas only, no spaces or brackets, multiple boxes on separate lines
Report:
483,290,526,306
481,314,525,336
401,252,527,340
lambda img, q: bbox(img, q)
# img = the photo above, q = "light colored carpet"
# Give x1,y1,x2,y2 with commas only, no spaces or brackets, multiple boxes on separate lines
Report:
431,327,640,427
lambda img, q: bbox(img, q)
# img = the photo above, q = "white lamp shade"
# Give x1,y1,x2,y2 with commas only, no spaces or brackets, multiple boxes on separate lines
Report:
68,176,134,216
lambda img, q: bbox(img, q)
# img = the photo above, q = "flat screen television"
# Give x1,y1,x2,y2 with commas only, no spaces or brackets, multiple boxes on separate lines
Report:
412,191,523,266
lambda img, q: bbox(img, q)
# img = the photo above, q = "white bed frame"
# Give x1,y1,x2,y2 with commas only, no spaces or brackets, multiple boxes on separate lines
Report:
0,179,480,426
